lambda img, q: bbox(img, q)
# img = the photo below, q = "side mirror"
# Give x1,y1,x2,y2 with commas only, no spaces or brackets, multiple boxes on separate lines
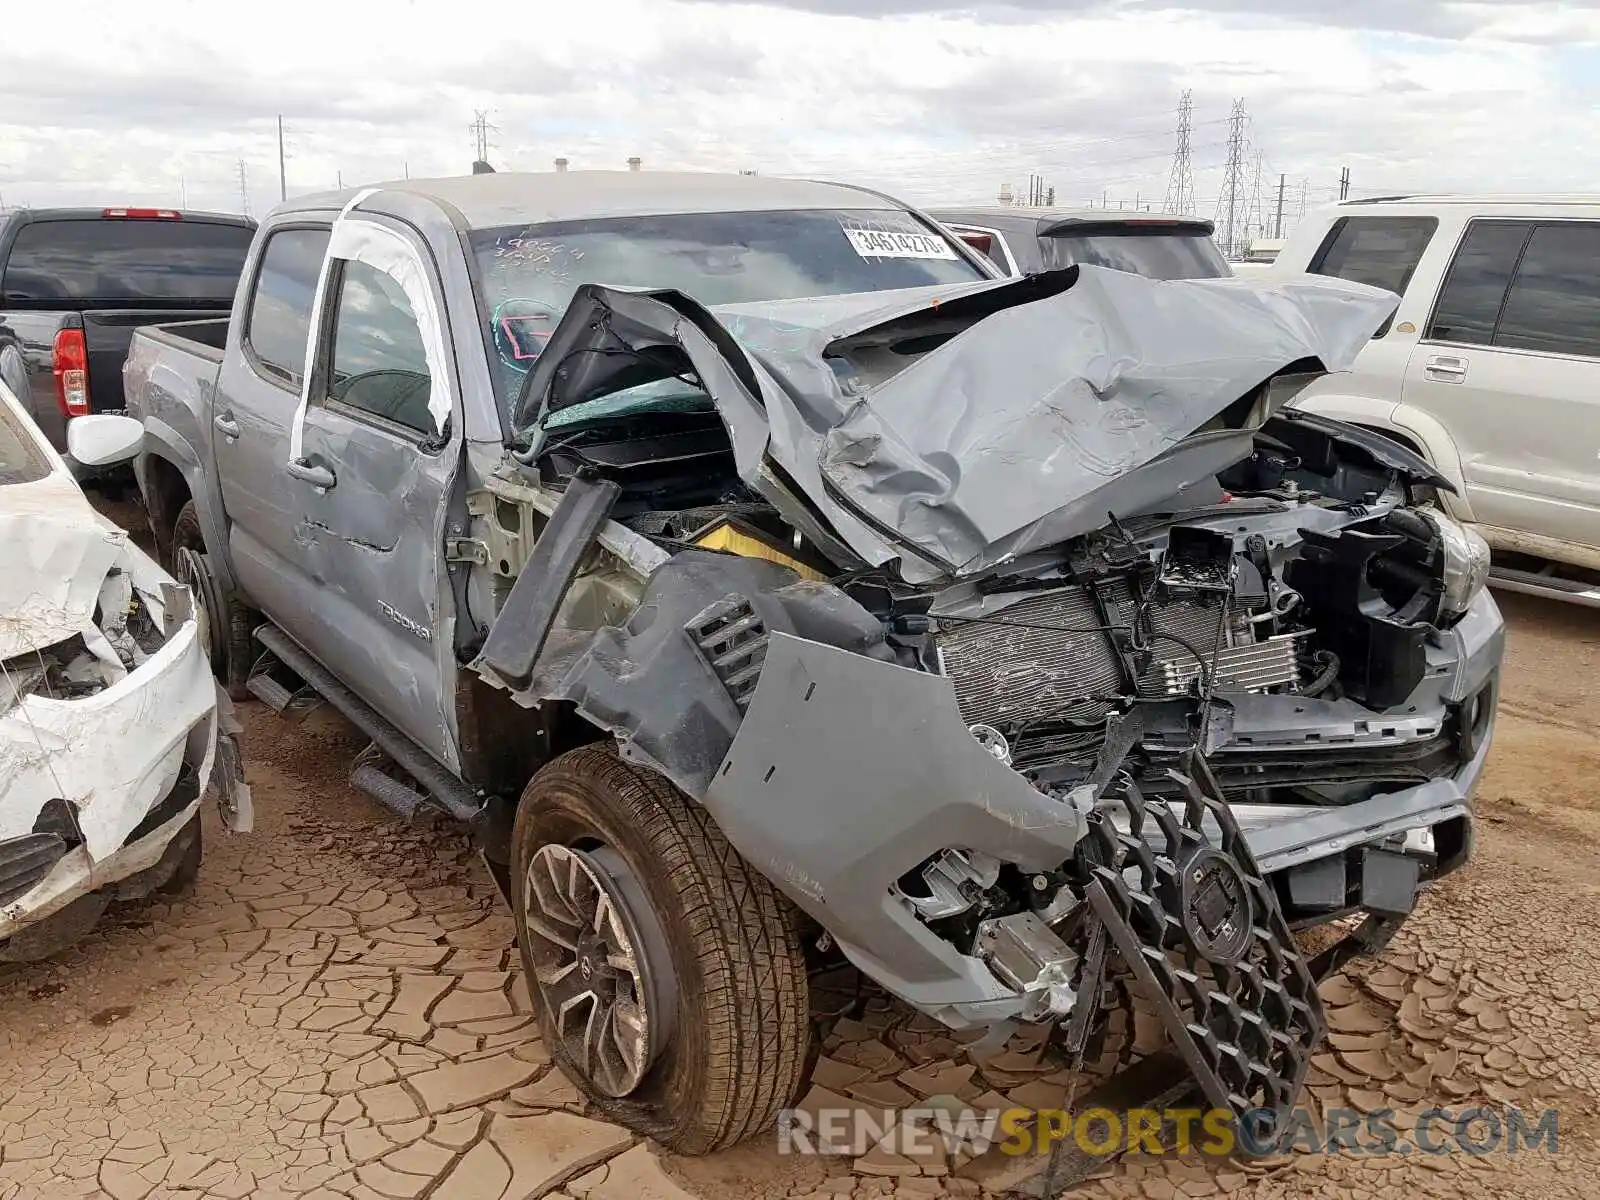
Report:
67,414,144,468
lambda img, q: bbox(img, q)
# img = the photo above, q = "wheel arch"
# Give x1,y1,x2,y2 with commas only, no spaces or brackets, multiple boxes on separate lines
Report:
1291,391,1474,521
1356,409,1474,522
137,418,239,593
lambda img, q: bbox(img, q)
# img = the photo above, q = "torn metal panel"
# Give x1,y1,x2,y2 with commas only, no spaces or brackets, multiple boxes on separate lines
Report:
497,551,891,799
0,470,127,659
2,381,243,953
474,473,621,691
0,798,203,945
704,630,1084,1011
482,469,671,581
814,268,1396,580
515,268,1398,585
2,612,218,860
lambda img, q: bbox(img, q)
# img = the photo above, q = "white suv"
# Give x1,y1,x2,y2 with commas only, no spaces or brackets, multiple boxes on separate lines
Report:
1274,196,1600,607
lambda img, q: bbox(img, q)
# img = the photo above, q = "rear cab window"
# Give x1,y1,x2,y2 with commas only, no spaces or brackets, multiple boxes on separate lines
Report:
1,217,254,308
468,207,984,415
1308,216,1438,336
244,227,332,389
1039,227,1229,280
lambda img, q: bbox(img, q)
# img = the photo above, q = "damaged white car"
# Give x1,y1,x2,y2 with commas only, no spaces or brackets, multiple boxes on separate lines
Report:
0,390,249,961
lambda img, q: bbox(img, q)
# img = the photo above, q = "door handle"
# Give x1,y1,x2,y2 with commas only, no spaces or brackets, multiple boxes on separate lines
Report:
213,412,240,439
285,457,336,490
1424,354,1468,382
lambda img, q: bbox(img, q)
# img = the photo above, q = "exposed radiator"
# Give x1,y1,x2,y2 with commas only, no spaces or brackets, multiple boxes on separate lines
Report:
936,586,1122,727
936,582,1300,732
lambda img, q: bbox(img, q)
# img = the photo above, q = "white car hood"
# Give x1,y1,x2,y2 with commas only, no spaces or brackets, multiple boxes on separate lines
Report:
0,471,128,661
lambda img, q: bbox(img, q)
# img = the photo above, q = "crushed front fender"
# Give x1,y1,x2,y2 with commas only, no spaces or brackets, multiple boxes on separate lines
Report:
705,630,1086,1024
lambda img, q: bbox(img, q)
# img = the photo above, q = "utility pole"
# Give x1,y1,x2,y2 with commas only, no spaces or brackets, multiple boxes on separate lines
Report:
1274,173,1286,238
277,115,287,202
1215,99,1248,259
237,159,250,218
1298,177,1310,217
1163,89,1195,216
1339,166,1351,201
337,170,344,189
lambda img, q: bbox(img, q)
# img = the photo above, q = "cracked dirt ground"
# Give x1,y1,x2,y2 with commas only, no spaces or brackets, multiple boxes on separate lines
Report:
1,509,1597,1200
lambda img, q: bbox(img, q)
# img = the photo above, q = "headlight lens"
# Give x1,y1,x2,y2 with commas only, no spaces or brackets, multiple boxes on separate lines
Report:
1422,509,1491,618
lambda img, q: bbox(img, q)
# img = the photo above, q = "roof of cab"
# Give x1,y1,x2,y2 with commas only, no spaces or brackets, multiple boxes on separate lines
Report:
282,170,903,230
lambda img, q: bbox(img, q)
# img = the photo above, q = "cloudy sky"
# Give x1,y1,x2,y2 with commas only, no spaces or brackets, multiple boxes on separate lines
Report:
2,0,1597,231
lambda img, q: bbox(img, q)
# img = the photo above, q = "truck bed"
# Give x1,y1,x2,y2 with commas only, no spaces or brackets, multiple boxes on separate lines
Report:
123,322,231,472
137,317,230,360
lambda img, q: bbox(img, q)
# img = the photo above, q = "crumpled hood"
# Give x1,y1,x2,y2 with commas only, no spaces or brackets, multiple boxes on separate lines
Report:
520,266,1399,584
0,472,126,660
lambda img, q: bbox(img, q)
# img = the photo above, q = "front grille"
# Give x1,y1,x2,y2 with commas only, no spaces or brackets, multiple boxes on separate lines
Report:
1083,755,1325,1147
0,834,68,907
685,595,767,710
936,582,1254,729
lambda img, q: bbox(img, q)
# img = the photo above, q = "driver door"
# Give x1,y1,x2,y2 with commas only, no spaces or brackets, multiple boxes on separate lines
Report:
287,222,462,770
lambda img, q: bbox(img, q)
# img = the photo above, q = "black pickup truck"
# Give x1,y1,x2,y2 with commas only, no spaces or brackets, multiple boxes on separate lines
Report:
0,207,255,458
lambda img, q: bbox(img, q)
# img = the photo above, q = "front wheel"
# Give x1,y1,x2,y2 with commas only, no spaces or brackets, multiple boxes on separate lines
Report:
511,745,812,1154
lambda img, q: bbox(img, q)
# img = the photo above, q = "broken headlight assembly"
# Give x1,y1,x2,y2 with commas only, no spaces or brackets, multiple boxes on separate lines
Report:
1417,508,1491,621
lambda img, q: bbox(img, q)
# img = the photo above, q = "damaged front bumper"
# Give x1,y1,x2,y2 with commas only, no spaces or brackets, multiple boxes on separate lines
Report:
704,588,1502,1030
1,587,252,949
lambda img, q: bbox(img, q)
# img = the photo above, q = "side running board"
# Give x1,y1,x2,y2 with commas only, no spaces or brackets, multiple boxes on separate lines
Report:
252,624,484,825
1489,565,1600,609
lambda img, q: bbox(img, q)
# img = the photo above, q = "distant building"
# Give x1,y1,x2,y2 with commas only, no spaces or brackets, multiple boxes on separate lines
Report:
1241,237,1284,263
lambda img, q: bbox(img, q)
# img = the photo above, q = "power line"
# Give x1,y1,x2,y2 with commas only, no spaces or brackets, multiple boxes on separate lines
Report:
1163,89,1195,216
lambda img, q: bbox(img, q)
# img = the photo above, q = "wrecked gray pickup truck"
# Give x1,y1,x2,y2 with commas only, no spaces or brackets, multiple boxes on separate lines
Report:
124,171,1502,1156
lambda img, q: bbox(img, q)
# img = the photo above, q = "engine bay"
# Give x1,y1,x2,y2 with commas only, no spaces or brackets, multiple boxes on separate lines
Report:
535,408,1478,792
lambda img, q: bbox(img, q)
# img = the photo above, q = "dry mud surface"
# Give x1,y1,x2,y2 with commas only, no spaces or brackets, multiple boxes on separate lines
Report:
2,513,1596,1199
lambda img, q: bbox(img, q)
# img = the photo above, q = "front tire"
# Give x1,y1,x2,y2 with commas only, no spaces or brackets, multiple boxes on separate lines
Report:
511,745,812,1154
171,501,254,701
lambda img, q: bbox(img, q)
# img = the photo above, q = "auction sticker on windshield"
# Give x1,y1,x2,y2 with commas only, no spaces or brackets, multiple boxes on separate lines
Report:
841,221,958,261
